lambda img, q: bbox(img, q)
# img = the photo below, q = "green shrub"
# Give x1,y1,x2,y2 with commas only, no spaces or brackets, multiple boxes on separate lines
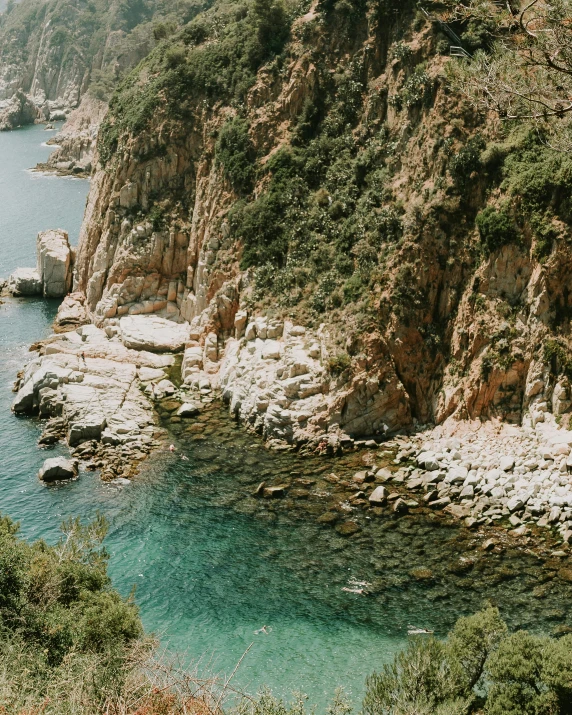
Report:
543,339,572,378
449,135,486,192
231,193,289,268
0,511,143,710
148,204,166,231
390,65,433,112
216,118,256,195
165,42,187,68
364,607,572,715
327,351,351,374
343,273,364,303
476,206,518,254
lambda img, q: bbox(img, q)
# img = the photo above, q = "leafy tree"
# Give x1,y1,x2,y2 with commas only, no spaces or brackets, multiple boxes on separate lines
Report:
475,205,518,254
443,0,572,150
216,117,257,195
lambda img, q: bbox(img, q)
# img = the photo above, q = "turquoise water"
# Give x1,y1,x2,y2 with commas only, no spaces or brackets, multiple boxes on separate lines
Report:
1,125,571,709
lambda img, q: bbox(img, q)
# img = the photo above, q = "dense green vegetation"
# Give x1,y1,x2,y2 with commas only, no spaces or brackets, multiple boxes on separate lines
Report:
0,512,143,712
2,523,570,715
99,0,292,164
364,606,572,715
0,0,213,102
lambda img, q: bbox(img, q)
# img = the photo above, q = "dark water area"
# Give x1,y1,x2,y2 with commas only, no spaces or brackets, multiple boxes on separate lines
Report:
0,125,571,710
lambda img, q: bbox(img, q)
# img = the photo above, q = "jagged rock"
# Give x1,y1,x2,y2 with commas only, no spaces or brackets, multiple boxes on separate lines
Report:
0,90,38,131
263,485,288,498
119,315,190,352
7,268,42,296
37,229,73,297
392,498,408,514
38,457,78,482
499,456,515,472
54,293,89,330
177,402,201,417
369,485,387,505
139,366,166,382
507,496,525,513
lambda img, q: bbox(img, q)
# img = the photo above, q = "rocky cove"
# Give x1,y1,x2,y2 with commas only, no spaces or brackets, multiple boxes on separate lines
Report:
1,125,571,707
4,1,572,709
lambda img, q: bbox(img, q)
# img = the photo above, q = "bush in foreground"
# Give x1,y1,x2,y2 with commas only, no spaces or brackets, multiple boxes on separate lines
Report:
2,515,572,715
363,606,572,715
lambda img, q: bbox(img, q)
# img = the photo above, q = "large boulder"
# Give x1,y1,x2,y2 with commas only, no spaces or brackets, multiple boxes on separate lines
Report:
7,267,42,296
0,90,39,131
119,315,190,352
37,229,73,298
38,457,78,482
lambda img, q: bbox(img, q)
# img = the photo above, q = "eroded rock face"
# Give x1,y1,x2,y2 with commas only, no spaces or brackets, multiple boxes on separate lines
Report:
7,230,74,299
12,322,175,449
36,95,108,177
37,229,73,298
7,267,42,296
0,90,38,130
63,3,572,445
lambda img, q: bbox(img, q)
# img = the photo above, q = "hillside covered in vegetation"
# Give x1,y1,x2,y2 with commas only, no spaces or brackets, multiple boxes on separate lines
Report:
59,0,572,447
0,0,213,106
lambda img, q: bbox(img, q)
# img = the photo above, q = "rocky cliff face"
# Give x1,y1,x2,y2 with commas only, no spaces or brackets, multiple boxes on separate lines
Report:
66,0,572,449
36,95,108,176
0,0,212,128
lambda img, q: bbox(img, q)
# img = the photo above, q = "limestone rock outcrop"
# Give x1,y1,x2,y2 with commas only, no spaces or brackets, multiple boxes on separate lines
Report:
7,229,74,299
119,315,190,352
12,321,175,449
38,457,78,482
37,95,108,177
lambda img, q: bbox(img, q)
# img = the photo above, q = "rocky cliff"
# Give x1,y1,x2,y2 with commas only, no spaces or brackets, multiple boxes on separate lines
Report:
0,0,212,126
35,94,108,176
55,0,572,450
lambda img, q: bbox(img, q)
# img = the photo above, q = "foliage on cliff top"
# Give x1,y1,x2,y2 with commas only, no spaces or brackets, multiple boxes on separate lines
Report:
98,0,292,164
0,512,144,712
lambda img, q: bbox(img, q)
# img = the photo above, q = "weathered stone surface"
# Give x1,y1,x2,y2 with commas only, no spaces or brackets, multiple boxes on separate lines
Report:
369,485,387,505
119,315,190,352
37,229,73,297
7,267,42,296
54,292,89,329
0,90,38,131
336,521,360,536
38,457,78,482
177,402,201,417
12,327,161,453
499,456,515,472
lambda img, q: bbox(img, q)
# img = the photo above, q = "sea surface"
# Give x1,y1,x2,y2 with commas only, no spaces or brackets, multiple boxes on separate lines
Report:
0,125,570,709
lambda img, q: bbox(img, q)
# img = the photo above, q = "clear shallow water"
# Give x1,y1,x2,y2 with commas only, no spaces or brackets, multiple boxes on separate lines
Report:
0,125,571,709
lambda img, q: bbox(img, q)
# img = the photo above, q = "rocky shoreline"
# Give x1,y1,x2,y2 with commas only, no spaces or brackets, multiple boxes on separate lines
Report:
10,295,572,554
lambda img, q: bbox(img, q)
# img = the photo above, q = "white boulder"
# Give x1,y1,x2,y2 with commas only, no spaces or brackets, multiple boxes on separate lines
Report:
7,267,42,296
119,315,190,352
38,457,78,482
